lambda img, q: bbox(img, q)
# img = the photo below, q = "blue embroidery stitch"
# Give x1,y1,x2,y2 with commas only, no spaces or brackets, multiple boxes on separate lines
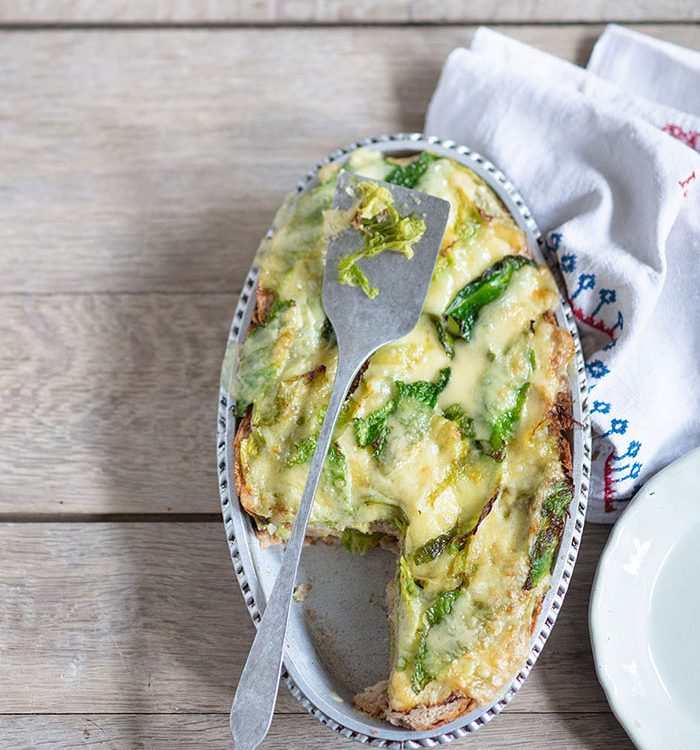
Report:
616,462,643,482
544,231,563,253
586,359,609,379
591,288,616,316
612,311,624,333
607,439,645,502
571,273,596,300
619,440,642,459
603,418,629,437
560,253,576,273
546,230,643,508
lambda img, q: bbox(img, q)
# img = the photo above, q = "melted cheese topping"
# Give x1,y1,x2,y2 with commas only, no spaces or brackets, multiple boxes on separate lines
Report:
231,149,573,716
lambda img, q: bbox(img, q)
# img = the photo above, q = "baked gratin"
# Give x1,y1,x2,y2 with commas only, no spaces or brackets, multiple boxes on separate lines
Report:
231,149,574,730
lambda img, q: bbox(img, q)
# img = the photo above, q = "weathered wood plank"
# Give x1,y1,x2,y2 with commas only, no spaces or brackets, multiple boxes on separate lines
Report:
0,294,231,514
0,522,617,717
0,0,696,24
1,26,698,295
0,711,634,750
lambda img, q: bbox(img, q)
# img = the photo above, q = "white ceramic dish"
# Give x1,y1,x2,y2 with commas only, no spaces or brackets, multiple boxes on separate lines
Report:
218,133,591,747
590,446,700,750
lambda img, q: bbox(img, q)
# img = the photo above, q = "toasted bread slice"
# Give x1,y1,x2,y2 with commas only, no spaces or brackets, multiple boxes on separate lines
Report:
354,680,475,730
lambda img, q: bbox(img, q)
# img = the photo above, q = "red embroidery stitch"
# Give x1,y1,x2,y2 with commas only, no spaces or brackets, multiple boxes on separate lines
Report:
663,123,700,151
679,171,697,197
604,449,616,513
570,303,615,338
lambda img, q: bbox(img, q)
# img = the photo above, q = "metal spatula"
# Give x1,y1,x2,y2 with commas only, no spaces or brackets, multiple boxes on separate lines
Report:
230,170,450,749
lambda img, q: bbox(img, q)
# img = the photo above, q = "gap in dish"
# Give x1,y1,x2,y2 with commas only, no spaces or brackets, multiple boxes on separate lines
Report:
296,544,394,699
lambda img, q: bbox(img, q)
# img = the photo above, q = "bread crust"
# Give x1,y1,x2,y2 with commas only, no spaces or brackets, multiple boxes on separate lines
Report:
251,285,275,327
233,410,256,516
354,681,476,730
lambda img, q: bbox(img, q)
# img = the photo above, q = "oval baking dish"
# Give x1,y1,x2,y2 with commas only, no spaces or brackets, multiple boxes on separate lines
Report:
217,133,591,748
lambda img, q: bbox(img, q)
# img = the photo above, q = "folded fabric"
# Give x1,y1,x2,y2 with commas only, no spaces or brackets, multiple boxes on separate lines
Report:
589,24,700,124
425,27,700,522
471,26,700,146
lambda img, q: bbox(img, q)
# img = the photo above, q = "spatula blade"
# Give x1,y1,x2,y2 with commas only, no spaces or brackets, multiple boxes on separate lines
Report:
322,171,450,353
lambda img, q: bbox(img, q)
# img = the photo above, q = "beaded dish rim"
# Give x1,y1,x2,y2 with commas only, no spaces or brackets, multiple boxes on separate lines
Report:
216,133,591,748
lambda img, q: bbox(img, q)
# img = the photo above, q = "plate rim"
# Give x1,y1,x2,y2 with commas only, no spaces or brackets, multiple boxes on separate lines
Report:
217,132,592,747
589,445,700,750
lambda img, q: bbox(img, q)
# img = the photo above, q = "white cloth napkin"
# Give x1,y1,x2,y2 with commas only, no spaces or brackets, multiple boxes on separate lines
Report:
589,25,700,122
425,26,700,522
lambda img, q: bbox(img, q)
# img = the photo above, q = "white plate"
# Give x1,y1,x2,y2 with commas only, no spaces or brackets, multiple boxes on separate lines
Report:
590,446,700,750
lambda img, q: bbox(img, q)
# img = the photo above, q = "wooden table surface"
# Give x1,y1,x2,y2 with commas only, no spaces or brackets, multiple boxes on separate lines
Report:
1,3,697,748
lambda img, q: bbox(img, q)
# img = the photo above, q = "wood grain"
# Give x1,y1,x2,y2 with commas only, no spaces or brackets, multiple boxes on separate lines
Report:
0,522,617,717
0,712,634,750
0,294,231,514
0,26,698,296
0,0,696,25
0,17,689,749
4,24,696,518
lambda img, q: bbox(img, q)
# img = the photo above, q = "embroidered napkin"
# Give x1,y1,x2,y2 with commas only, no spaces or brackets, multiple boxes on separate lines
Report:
425,26,700,522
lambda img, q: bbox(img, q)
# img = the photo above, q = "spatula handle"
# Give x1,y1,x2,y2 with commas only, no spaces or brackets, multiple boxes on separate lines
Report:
230,348,364,750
